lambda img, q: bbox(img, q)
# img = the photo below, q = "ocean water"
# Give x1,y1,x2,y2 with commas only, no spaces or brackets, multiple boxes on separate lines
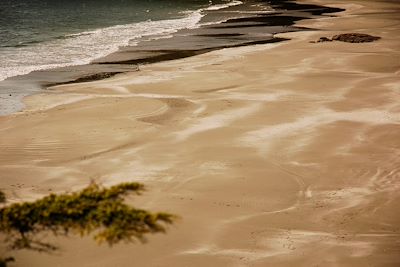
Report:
0,0,242,81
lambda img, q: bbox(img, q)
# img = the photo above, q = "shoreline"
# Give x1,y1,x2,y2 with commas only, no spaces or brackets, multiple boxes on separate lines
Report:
0,0,343,116
1,0,400,266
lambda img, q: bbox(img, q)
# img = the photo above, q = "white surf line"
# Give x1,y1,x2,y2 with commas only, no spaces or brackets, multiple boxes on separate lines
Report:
203,0,243,11
240,107,400,155
175,102,262,141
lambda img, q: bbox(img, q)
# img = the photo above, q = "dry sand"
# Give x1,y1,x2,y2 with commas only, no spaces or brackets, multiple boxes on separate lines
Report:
1,0,400,266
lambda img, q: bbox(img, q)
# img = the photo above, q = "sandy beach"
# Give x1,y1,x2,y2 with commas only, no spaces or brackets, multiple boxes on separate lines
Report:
1,0,400,266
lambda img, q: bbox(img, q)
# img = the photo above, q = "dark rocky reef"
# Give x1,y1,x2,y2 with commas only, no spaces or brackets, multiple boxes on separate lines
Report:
312,33,381,43
332,33,381,43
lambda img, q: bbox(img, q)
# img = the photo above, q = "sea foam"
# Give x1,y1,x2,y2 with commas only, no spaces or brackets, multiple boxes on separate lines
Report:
0,0,243,82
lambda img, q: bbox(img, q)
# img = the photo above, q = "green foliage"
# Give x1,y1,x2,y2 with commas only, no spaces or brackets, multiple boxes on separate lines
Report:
0,257,14,267
0,182,175,252
0,191,5,204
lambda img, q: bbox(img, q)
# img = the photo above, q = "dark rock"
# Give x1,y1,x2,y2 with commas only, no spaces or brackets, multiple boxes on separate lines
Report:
47,72,124,87
72,72,123,83
317,37,332,42
332,33,381,43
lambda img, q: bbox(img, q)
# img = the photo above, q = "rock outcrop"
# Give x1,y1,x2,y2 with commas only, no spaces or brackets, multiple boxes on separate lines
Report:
311,33,381,43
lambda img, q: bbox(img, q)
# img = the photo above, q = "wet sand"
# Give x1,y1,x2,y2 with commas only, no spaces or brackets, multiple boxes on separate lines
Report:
1,0,400,266
0,0,342,116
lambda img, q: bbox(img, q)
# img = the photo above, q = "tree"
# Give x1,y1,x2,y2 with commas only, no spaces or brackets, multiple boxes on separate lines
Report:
0,183,175,265
0,257,14,267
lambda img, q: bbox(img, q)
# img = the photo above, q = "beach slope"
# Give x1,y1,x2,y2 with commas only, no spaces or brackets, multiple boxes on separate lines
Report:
1,0,399,266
